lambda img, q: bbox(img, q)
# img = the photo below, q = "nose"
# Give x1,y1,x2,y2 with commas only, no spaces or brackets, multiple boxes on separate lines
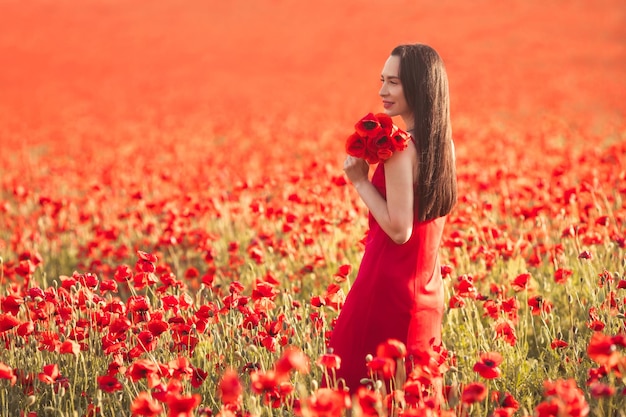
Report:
379,82,388,97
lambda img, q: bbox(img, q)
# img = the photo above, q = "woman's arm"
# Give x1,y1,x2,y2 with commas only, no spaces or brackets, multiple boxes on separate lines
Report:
343,142,417,244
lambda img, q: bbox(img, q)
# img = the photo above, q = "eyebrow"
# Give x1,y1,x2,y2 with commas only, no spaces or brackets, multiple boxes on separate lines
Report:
381,75,400,80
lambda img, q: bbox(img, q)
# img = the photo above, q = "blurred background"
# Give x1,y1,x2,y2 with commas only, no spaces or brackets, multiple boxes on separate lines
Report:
0,0,624,146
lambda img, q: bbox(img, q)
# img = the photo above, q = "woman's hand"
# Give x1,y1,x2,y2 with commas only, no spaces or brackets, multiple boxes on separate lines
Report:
343,156,369,185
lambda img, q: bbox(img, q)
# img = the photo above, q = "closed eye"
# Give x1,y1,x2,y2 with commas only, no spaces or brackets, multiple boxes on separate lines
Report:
381,76,400,85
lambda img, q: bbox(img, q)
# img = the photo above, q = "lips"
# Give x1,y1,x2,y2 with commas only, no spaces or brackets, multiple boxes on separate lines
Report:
382,101,393,109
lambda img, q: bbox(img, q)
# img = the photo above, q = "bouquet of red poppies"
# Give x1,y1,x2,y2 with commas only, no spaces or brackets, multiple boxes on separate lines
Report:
345,113,411,164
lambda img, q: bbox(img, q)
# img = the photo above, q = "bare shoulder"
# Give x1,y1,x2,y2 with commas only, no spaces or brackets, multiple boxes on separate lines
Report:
384,140,418,181
386,139,417,166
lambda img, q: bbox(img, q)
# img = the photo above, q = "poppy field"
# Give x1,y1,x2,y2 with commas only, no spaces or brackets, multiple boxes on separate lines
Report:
0,0,625,416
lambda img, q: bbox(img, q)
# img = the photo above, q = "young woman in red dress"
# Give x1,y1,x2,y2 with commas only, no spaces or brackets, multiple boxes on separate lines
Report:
329,43,457,393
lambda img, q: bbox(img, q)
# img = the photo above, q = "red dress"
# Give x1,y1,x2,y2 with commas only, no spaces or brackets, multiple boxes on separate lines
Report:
328,161,446,392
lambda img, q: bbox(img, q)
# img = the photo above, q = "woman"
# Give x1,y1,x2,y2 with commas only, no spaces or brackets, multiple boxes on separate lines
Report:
329,44,457,393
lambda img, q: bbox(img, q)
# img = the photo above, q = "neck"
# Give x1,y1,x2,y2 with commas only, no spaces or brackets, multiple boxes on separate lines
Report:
402,116,414,132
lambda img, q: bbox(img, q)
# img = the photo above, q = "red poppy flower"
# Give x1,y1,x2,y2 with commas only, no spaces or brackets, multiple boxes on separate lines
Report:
587,365,608,385
511,273,532,291
167,294,187,314
331,175,348,186
376,113,393,132
59,340,81,355
500,297,519,322
147,319,169,336
114,265,133,282
356,386,382,417
319,284,345,311
184,267,199,279
333,264,351,283
303,388,350,417
0,362,16,386
589,382,615,398
440,264,454,278
126,359,162,388
190,367,208,388
376,339,407,360
109,317,131,336
461,382,487,404
28,287,45,300
100,279,118,292
106,355,126,376
135,256,156,273
274,346,310,378
194,303,219,323
482,300,500,320
218,368,243,405
454,275,478,298
59,274,77,290
162,295,180,312
587,332,620,368
77,272,99,289
613,334,626,348
587,320,605,331
403,375,431,403
448,295,465,309
494,320,517,346
169,356,193,380
266,381,295,408
171,332,199,354
133,272,158,290
372,135,394,160
346,113,410,164
528,296,553,315
137,250,158,263
0,313,20,332
355,113,384,139
130,392,163,416
229,281,245,294
166,392,201,417
128,296,151,323
317,352,341,370
492,390,519,411
248,245,265,264
15,259,36,277
1,295,23,315
550,339,569,349
97,375,123,393
38,331,61,352
535,399,560,417
128,296,151,313
250,370,279,394
152,379,182,403
252,281,279,301
473,352,503,379
554,268,573,284
541,379,590,417
490,408,515,417
38,363,60,384
390,127,410,152
366,356,396,379
17,321,34,338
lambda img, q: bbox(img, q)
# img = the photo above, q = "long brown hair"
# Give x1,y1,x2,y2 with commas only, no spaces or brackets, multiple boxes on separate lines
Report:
391,44,457,222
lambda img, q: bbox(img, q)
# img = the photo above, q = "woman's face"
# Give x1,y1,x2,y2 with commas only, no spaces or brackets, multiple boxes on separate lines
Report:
379,55,412,126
